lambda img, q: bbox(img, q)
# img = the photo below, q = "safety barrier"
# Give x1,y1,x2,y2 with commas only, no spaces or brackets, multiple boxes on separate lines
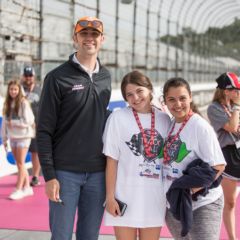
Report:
0,82,216,177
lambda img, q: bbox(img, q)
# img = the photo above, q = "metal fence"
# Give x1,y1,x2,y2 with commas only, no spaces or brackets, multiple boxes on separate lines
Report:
0,0,240,88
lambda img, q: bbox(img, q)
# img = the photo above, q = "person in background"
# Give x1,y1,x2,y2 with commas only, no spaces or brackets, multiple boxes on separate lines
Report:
207,72,240,240
163,77,226,240
21,66,42,187
103,70,171,240
2,79,35,200
37,16,111,240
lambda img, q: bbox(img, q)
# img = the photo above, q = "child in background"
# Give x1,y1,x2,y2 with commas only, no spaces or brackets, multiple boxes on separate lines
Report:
207,72,240,240
1,79,35,200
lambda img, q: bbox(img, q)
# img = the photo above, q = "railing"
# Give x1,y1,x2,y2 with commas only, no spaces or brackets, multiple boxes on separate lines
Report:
0,83,215,177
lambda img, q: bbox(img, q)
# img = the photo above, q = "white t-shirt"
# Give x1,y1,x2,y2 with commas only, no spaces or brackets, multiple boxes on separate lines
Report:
162,114,226,211
103,106,171,227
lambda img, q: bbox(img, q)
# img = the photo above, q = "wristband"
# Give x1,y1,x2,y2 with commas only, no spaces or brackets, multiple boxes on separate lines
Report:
233,102,240,106
232,105,240,111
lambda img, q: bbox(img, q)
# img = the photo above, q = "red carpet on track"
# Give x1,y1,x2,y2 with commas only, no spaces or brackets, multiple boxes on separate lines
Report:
0,175,239,239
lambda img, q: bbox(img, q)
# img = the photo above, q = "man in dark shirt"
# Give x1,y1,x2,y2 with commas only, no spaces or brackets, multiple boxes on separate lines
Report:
22,66,42,187
37,16,111,240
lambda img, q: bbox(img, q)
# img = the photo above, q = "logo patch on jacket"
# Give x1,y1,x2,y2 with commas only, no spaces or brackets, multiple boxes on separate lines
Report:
72,84,84,91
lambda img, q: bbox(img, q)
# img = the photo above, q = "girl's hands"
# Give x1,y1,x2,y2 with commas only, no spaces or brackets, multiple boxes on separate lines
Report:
105,198,121,217
190,187,203,194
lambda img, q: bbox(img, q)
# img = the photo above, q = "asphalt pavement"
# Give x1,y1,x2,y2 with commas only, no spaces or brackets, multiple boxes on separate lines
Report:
0,229,173,240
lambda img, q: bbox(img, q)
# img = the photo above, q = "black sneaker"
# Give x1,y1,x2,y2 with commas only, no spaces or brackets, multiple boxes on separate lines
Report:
30,176,40,187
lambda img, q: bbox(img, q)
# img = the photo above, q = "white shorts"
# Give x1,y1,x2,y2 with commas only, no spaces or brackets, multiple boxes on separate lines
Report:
10,138,31,149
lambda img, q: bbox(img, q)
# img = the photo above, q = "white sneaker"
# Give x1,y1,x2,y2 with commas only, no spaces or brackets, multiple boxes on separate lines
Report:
23,187,34,197
9,189,25,200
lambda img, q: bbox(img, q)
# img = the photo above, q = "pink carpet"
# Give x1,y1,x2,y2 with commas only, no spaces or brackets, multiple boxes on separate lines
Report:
0,175,239,239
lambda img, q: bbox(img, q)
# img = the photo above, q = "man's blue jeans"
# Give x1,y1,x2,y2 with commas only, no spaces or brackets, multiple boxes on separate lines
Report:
49,170,106,240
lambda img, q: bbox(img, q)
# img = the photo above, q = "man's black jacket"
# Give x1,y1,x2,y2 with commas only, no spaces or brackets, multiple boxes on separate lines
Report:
37,54,111,181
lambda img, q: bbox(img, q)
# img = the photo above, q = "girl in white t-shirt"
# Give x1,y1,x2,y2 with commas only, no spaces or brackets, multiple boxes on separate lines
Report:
103,71,171,240
162,77,226,240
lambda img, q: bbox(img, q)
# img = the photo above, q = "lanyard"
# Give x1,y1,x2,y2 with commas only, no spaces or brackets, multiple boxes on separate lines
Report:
132,108,155,157
221,103,232,117
163,110,193,163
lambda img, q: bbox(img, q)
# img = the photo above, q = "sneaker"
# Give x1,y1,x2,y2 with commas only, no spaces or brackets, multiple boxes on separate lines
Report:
23,187,34,197
30,176,40,187
9,189,25,200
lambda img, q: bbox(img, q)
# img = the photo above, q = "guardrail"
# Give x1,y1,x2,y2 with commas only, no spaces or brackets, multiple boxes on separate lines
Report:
191,82,216,108
0,83,215,177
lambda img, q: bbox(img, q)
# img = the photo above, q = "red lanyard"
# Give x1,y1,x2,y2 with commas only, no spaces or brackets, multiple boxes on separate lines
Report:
221,104,231,117
132,108,155,157
163,111,193,163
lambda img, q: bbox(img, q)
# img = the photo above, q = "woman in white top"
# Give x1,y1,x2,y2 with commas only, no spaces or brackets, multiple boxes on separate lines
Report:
162,77,226,240
103,71,171,240
2,79,35,200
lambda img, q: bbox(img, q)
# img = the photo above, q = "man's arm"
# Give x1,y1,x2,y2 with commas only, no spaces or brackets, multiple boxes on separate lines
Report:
37,73,61,182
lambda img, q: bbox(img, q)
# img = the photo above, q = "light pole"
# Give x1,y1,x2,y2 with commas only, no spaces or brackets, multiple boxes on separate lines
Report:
181,0,195,81
145,0,152,74
115,0,120,82
131,0,137,69
156,0,164,83
165,0,175,80
96,0,100,18
186,0,205,82
175,0,188,77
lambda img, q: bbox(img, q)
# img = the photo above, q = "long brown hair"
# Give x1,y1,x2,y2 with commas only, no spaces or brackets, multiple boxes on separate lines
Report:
3,79,25,117
212,88,225,103
163,77,201,115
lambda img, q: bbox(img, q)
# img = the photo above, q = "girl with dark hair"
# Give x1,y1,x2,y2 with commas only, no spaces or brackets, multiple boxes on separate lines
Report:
2,79,35,200
163,77,226,240
207,72,240,240
103,70,171,240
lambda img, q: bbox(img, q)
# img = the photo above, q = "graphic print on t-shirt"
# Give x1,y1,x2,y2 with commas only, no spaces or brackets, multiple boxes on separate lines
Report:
126,129,164,178
159,136,191,165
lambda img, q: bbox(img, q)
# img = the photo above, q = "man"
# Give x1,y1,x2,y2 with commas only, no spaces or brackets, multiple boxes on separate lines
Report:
22,66,42,186
37,16,111,240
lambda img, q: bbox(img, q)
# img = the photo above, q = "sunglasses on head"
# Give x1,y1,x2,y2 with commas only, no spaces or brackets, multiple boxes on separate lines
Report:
78,20,103,29
79,30,102,38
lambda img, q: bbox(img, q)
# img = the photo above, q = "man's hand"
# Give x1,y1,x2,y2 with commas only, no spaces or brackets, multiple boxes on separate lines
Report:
45,179,61,202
